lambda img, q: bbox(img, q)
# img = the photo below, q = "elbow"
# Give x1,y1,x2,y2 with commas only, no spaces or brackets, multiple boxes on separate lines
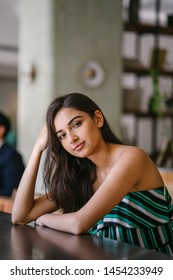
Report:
71,215,88,235
12,218,24,225
11,216,23,225
72,225,83,235
11,212,18,225
12,218,28,226
11,212,28,225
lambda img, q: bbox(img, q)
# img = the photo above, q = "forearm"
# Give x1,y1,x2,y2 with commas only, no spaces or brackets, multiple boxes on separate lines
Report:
36,211,85,235
12,145,43,223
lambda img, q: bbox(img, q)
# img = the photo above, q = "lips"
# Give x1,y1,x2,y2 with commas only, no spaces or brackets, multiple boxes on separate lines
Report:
73,141,85,151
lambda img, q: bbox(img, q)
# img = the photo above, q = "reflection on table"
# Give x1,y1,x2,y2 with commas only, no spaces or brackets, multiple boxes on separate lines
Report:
0,212,173,260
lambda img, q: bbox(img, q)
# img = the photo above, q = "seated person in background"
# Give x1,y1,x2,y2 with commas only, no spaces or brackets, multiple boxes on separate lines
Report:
0,111,25,197
12,93,173,255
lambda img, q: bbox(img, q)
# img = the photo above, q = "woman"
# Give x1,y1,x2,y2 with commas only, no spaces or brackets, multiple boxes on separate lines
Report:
12,92,173,255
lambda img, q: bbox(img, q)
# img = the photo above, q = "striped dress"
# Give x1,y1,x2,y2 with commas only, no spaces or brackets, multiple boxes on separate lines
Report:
88,187,173,255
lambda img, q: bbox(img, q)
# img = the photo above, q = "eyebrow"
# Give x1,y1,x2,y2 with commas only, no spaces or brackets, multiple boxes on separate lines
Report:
55,115,82,136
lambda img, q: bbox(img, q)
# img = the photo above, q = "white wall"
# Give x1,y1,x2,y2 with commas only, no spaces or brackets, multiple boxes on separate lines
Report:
18,0,56,162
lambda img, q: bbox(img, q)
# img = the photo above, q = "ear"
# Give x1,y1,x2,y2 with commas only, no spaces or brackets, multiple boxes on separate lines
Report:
94,110,104,128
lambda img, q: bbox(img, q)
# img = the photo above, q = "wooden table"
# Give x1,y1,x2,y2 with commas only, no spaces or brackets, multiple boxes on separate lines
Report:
0,211,173,260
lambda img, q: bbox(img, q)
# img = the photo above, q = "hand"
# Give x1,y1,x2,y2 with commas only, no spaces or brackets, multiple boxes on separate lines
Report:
35,215,46,226
35,125,48,152
35,210,62,225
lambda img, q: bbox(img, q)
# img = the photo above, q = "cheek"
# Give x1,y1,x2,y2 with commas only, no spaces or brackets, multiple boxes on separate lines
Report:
60,140,69,151
86,125,101,143
85,121,97,133
60,139,74,154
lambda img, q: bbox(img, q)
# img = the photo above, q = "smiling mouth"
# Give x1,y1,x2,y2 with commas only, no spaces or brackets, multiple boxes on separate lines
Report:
73,142,85,151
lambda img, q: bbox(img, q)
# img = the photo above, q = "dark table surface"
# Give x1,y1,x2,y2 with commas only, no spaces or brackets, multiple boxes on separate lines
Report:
0,211,173,260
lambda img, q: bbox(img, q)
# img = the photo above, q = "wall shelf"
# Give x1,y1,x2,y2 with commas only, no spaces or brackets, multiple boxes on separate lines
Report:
123,63,173,76
124,22,173,36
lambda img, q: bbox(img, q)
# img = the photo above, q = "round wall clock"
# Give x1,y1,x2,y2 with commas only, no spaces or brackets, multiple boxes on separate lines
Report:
80,60,105,89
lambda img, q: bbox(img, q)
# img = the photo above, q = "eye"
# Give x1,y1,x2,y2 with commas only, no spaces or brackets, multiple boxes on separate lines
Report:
73,121,82,128
58,132,66,140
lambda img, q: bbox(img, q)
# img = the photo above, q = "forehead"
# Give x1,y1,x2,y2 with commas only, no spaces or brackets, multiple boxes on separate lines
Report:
54,107,88,130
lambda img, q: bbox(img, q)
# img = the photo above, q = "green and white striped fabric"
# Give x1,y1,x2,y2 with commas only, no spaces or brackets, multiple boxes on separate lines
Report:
88,187,173,255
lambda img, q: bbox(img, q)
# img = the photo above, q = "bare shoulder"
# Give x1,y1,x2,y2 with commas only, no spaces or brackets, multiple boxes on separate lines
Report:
119,145,155,176
110,144,160,191
115,145,150,165
114,145,163,190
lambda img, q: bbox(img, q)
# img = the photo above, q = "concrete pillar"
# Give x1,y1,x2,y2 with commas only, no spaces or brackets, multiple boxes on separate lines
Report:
18,0,56,161
17,0,122,192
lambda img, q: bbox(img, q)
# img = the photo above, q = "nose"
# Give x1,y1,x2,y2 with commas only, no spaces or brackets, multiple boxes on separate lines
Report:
69,133,78,144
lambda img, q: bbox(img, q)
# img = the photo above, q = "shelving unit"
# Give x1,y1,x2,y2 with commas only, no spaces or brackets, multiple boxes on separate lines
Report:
122,2,173,164
123,22,173,77
124,22,173,35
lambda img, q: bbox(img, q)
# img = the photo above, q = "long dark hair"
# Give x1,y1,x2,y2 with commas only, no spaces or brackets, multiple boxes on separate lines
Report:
44,93,123,213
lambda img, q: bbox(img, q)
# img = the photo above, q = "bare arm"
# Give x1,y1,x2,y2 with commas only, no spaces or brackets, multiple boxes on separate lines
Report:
12,125,56,224
35,147,161,234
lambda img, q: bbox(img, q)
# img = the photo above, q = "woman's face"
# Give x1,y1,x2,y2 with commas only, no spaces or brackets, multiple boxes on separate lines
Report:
53,107,104,158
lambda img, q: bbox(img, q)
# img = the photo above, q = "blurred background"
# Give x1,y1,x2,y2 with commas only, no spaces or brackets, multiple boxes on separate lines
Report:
1,0,173,180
